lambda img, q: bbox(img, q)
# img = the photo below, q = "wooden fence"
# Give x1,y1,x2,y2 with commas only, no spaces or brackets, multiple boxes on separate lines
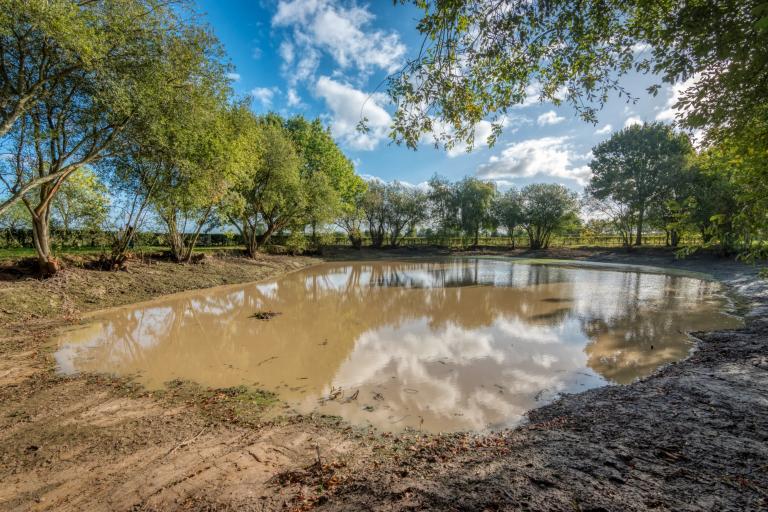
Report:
1,228,699,252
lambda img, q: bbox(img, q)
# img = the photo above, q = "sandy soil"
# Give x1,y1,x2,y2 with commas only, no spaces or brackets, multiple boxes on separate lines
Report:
0,248,766,511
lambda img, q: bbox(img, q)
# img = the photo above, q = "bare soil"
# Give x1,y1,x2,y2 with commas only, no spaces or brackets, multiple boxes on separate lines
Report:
1,248,766,511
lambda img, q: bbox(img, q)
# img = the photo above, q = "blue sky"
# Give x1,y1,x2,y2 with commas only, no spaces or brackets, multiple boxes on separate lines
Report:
195,0,688,192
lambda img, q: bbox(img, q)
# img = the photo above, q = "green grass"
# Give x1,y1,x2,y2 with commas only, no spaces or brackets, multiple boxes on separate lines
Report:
0,245,245,260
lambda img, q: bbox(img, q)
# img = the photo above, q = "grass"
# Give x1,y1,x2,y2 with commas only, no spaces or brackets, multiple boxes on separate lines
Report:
0,245,246,260
160,381,279,426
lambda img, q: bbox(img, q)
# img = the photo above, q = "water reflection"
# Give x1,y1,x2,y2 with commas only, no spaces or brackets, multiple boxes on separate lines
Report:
54,258,741,432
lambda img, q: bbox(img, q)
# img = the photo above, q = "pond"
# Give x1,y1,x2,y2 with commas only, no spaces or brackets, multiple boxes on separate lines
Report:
54,258,742,432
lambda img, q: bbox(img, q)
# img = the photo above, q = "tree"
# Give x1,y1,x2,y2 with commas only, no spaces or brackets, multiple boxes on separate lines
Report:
284,117,358,243
587,123,692,246
670,146,753,257
149,77,234,263
520,183,579,250
0,201,30,246
389,0,768,149
224,117,304,257
0,0,222,273
50,167,109,237
491,187,523,247
583,195,636,247
336,176,368,249
361,181,388,248
101,147,163,269
384,183,428,247
426,174,459,235
455,177,496,247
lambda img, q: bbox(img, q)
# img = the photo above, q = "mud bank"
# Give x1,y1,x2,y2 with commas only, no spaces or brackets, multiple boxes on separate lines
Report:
0,248,766,511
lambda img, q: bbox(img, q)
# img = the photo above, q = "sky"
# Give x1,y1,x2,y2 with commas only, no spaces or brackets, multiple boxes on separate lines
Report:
195,0,687,193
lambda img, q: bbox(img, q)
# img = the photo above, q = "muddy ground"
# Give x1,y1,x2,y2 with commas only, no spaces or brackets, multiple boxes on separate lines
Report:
0,247,766,511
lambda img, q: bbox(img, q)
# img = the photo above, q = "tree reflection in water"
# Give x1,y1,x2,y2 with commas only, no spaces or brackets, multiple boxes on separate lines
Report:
54,258,741,432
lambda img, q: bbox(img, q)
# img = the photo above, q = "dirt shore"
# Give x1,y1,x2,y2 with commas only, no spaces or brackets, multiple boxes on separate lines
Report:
0,248,766,511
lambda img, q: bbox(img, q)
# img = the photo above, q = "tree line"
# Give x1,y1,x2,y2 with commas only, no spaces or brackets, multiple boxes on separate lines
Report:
0,0,363,273
1,1,764,272
388,0,767,261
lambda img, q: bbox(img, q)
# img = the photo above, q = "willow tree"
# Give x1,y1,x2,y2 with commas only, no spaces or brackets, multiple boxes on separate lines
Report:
384,183,428,247
336,176,368,248
491,187,523,247
283,117,358,243
520,183,579,250
455,177,496,247
0,0,217,273
224,116,305,257
148,54,235,263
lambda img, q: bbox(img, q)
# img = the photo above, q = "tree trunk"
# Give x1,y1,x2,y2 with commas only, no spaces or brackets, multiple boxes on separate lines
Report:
245,233,259,258
670,229,679,248
635,208,644,246
31,208,58,275
348,231,362,249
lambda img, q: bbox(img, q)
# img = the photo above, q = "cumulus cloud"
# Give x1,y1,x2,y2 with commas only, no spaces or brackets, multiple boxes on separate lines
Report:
360,174,429,191
286,88,302,108
421,115,528,158
594,124,612,135
624,116,643,128
536,110,565,126
656,74,699,123
315,76,391,150
251,86,278,107
476,136,592,185
512,83,568,109
273,0,406,85
225,72,241,82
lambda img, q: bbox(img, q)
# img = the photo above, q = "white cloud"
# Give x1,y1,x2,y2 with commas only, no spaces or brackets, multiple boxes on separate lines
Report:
315,76,391,151
656,74,699,123
594,124,612,135
278,41,295,65
476,136,592,186
512,83,568,109
631,42,652,54
273,0,406,85
537,110,565,126
251,87,277,107
624,116,643,128
447,120,497,157
361,174,429,191
226,72,241,82
421,115,528,158
286,88,302,107
251,47,263,60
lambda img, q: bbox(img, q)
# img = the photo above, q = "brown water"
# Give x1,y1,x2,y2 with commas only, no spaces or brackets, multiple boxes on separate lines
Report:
54,258,742,432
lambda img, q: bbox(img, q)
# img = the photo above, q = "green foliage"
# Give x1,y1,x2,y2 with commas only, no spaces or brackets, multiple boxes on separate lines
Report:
455,177,496,246
0,0,227,271
51,167,109,234
223,116,305,256
390,0,768,150
520,183,579,250
283,116,358,241
384,182,429,247
426,174,459,235
588,123,692,246
491,187,523,241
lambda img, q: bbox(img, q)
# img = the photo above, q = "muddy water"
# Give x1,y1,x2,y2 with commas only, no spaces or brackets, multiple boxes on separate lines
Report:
54,258,742,432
